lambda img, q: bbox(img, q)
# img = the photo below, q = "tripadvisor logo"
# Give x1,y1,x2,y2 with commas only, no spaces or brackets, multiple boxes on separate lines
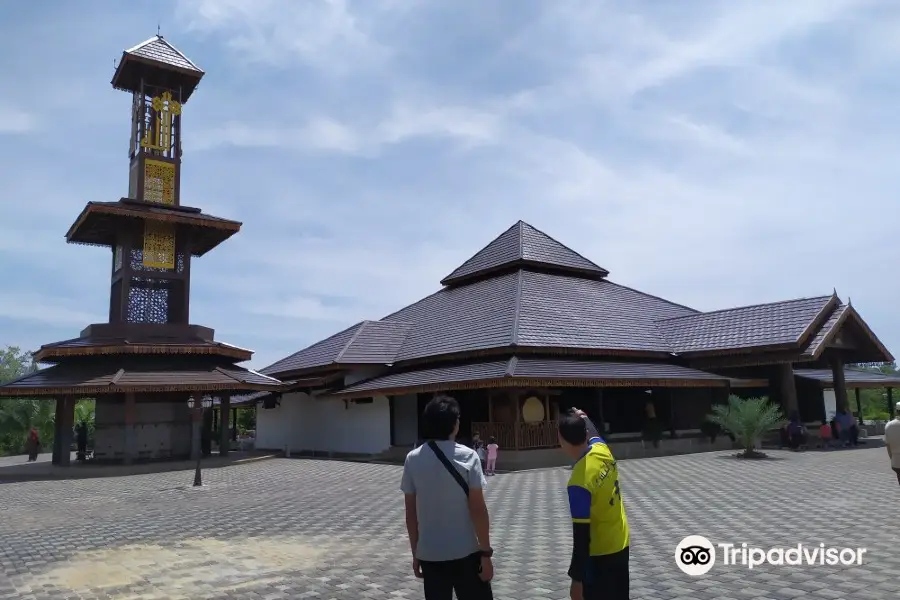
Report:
675,535,867,576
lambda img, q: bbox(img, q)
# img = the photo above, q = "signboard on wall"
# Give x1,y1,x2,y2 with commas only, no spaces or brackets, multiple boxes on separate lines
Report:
823,388,837,422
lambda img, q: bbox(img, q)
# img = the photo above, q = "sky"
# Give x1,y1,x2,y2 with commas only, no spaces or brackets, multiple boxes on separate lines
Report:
0,0,898,369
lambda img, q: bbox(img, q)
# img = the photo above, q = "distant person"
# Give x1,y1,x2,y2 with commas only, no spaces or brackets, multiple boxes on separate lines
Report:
837,408,858,446
819,420,833,449
473,432,487,471
76,422,89,462
485,437,499,476
401,395,493,599
559,408,630,600
25,428,40,462
787,412,807,451
884,403,900,486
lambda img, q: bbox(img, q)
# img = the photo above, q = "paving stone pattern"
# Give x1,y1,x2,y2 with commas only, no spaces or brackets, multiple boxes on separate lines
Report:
0,447,897,599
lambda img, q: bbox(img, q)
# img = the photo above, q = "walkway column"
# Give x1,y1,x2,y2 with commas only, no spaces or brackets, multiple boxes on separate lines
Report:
854,389,863,425
888,388,895,419
191,398,202,462
52,397,63,465
219,394,231,456
513,393,521,450
776,363,799,416
828,354,849,412
124,392,136,464
55,396,75,467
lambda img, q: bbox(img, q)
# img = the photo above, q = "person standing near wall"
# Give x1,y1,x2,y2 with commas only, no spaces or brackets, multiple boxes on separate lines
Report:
401,395,494,599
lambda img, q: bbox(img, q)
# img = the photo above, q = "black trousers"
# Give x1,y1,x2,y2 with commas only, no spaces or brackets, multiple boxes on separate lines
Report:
420,552,493,600
583,547,630,600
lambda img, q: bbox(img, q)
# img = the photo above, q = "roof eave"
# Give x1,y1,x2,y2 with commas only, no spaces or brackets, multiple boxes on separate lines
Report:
332,375,730,400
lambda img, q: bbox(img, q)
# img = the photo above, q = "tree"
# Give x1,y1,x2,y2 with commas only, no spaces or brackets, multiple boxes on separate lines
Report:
0,346,53,456
706,395,784,458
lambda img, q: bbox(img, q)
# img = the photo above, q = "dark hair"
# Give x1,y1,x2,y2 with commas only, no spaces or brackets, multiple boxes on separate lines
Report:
488,436,496,444
423,395,460,440
558,409,588,445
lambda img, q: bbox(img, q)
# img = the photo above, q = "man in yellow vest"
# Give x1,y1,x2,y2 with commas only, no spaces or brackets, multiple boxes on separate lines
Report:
558,409,630,600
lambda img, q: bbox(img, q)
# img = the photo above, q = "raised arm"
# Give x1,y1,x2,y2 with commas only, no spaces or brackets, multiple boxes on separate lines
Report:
574,408,603,444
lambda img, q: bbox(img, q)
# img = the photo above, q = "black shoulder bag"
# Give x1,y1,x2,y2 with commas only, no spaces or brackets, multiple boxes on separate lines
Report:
427,441,469,497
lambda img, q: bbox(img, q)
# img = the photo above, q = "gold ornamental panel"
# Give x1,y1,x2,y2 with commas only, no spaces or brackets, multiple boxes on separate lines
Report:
144,159,176,205
142,222,176,269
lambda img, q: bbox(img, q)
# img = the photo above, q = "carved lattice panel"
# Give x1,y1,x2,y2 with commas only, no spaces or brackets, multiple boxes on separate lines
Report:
142,222,176,269
143,159,176,205
130,248,185,273
126,278,169,324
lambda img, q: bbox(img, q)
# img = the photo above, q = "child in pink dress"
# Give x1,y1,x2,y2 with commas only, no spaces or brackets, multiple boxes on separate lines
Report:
486,437,499,475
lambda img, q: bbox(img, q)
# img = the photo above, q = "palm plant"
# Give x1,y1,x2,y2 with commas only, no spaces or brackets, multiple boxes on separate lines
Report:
707,395,784,458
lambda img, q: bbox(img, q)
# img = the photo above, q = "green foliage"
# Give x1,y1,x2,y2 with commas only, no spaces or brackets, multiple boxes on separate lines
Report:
236,407,256,433
847,363,898,422
0,345,96,456
707,395,784,457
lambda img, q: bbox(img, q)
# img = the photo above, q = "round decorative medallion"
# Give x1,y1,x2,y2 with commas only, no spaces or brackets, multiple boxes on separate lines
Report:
522,396,545,423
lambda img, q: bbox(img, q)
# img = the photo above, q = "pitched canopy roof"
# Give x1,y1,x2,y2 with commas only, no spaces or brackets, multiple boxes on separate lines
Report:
66,199,242,256
332,357,733,398
794,368,900,389
263,221,894,378
0,359,281,397
111,35,205,102
656,295,836,355
440,221,608,286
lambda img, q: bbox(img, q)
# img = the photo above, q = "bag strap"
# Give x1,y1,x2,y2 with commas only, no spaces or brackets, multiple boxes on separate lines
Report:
427,441,469,497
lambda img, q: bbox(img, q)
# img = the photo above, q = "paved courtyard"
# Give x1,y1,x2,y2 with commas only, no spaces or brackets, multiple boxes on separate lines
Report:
0,446,897,599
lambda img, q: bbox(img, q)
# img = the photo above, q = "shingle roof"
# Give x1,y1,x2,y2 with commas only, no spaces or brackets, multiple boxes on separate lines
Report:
125,36,203,73
33,334,252,363
333,357,730,397
262,268,697,377
440,221,608,286
260,321,414,376
111,35,205,102
794,368,900,387
800,303,848,359
0,360,282,396
657,295,835,354
262,221,893,376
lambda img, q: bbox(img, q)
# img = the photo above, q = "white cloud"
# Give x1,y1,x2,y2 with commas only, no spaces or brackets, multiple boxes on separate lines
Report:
0,293,103,328
177,0,393,74
0,105,36,134
2,0,900,369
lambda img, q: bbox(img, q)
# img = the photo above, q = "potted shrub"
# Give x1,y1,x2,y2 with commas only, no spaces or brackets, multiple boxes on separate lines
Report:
706,395,784,458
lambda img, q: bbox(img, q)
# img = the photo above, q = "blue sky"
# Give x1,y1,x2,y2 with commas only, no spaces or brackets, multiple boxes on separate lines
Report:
1,0,898,369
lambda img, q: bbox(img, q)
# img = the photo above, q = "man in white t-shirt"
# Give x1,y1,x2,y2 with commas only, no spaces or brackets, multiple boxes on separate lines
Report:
883,402,900,486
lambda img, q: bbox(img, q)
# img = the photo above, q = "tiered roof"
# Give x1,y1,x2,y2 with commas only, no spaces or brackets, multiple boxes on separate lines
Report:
263,221,893,393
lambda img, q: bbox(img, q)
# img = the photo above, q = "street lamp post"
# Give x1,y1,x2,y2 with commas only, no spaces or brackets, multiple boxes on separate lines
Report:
189,395,213,487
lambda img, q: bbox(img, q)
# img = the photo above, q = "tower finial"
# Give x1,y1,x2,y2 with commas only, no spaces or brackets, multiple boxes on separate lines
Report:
157,23,161,37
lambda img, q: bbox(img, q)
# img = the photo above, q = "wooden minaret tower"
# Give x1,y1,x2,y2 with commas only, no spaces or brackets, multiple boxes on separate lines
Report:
0,35,282,465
